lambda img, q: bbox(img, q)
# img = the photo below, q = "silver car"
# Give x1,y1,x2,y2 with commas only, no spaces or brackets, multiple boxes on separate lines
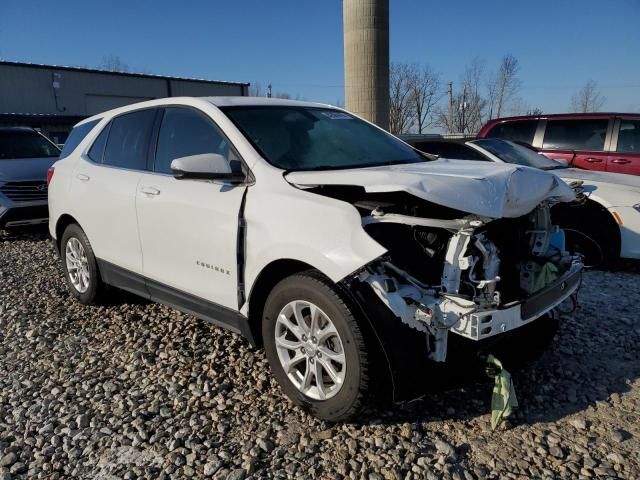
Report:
0,127,60,228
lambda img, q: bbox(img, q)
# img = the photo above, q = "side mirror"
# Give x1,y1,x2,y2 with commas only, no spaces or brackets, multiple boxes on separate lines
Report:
171,153,245,182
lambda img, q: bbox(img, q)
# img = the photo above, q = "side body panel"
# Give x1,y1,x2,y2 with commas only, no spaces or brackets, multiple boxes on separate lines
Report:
69,157,144,273
136,172,246,310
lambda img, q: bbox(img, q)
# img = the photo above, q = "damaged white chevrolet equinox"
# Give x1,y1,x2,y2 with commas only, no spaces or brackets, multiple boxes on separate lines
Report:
49,97,583,421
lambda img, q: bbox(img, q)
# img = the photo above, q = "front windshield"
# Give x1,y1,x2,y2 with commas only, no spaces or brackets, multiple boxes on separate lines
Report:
222,106,425,171
472,138,563,170
0,130,60,159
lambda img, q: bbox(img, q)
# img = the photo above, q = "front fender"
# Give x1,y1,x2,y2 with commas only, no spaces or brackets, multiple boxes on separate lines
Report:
243,183,386,298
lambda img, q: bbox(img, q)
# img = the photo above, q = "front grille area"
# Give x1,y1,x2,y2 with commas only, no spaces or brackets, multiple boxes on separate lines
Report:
0,181,48,202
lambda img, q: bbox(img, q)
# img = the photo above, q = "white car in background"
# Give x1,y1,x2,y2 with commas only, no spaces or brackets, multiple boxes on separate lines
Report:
411,138,640,265
48,97,582,420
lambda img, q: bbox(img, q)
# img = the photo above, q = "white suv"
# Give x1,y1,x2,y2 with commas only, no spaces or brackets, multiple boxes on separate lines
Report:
48,97,583,421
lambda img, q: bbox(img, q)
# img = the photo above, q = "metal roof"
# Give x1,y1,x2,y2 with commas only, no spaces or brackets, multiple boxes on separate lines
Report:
0,60,250,87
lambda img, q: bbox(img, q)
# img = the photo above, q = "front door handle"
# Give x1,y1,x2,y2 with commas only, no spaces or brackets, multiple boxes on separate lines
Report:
141,186,161,196
76,173,90,181
611,158,632,165
584,157,603,163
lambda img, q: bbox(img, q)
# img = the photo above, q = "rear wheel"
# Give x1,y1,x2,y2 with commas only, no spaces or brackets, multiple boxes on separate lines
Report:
60,224,105,305
262,272,369,421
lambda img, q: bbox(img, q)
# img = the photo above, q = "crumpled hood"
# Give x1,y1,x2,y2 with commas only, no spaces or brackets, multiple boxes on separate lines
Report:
556,168,640,191
285,159,576,218
0,157,57,183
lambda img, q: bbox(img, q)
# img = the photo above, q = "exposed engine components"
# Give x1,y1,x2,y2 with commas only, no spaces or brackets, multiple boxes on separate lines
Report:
356,202,582,363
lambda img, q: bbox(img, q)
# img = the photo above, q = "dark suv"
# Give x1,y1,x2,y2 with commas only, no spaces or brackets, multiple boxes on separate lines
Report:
478,113,640,176
0,127,60,228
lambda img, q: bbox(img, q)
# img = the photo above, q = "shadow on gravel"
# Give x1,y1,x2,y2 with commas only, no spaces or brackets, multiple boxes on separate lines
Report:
2,225,151,307
603,258,640,274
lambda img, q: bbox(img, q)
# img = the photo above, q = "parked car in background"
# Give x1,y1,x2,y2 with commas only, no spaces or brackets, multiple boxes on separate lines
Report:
0,127,61,229
478,113,640,176
49,97,582,420
410,138,640,264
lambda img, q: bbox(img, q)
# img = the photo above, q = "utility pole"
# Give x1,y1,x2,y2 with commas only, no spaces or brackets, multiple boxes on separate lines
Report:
460,85,467,135
267,84,272,98
447,82,453,134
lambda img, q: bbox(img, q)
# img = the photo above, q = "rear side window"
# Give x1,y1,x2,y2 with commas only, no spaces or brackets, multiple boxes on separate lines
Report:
485,120,537,144
414,142,487,160
88,124,110,163
59,120,99,159
155,107,240,174
543,119,609,151
103,109,156,170
616,119,640,153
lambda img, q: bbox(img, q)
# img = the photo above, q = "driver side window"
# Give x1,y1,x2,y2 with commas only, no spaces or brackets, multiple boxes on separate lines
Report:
154,107,241,174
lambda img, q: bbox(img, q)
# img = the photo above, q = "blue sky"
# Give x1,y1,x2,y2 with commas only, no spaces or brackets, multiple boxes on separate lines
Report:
1,0,639,113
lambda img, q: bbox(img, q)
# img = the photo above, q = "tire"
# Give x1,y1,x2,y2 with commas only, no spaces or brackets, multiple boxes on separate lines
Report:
262,271,369,421
60,223,105,305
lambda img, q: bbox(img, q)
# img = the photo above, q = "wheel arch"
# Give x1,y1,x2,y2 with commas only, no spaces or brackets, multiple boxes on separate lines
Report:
552,197,621,260
55,214,81,250
246,258,319,347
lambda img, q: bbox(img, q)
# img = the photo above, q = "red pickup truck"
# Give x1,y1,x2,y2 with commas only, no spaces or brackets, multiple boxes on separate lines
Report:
478,113,640,176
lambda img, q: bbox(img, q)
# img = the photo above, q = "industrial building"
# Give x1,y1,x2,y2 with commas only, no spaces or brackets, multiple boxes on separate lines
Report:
0,61,249,144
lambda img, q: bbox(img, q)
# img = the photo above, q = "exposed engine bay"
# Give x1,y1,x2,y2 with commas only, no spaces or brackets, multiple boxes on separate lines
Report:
307,186,583,363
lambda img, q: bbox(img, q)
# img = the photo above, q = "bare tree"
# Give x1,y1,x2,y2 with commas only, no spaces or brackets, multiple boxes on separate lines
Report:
570,80,606,112
408,64,442,133
389,62,415,135
437,58,487,135
249,82,265,97
486,54,521,119
100,55,130,73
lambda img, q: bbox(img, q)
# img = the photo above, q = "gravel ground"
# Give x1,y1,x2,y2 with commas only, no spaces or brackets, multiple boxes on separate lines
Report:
0,228,639,480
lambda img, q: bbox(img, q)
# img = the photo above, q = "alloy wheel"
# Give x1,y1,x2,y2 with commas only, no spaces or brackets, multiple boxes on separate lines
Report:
274,300,347,400
65,237,90,293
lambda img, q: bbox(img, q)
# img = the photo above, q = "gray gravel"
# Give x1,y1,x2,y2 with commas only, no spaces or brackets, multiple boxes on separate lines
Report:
1,228,639,479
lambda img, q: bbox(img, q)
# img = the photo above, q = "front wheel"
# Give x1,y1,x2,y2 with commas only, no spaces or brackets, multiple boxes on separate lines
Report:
60,224,105,305
262,272,369,421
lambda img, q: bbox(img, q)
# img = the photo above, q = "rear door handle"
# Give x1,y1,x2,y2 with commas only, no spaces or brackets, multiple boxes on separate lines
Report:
76,173,90,181
611,158,632,165
584,157,603,163
141,186,161,196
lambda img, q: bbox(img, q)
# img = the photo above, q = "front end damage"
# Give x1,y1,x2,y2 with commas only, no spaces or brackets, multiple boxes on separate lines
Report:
346,194,582,364
285,161,582,399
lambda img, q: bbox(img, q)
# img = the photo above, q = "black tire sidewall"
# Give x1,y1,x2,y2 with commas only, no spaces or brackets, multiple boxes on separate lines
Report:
60,224,101,305
262,274,368,421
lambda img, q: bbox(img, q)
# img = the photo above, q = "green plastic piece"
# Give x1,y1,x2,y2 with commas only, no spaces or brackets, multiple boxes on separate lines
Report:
532,262,559,292
487,354,518,430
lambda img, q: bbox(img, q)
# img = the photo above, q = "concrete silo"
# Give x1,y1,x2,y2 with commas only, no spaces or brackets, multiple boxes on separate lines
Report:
343,0,390,130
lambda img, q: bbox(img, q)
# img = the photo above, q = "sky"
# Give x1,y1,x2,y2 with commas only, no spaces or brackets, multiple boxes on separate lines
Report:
1,0,639,114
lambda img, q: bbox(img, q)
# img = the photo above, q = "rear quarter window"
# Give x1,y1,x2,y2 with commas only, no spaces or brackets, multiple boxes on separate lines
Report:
485,120,538,144
59,120,100,159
